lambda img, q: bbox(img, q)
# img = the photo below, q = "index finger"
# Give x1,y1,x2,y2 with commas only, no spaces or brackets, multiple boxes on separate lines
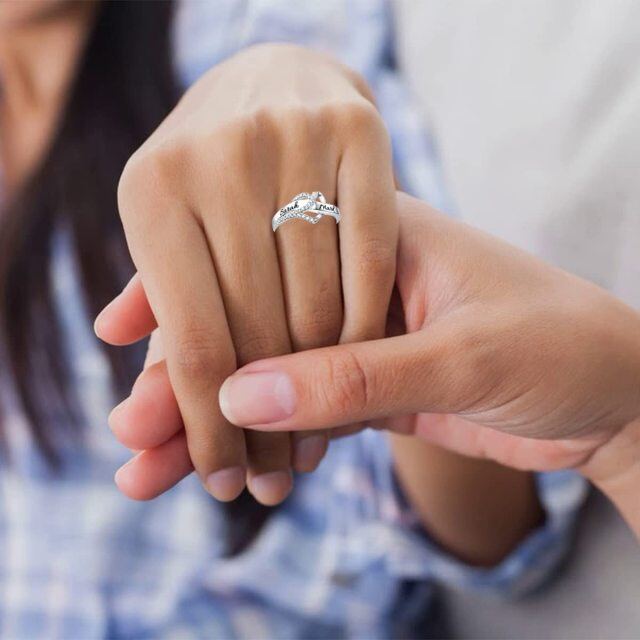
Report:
119,183,247,502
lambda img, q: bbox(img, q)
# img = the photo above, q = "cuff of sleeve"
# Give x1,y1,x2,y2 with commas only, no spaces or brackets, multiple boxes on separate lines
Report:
385,469,589,598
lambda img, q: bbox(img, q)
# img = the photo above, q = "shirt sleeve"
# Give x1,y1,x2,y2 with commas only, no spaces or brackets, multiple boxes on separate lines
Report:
337,429,589,598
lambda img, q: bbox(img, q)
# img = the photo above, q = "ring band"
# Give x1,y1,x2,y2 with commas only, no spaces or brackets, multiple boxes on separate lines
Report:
272,192,341,232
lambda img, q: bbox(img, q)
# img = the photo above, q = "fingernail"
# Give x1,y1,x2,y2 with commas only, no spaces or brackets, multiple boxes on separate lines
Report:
293,435,328,473
94,295,120,338
131,369,146,393
114,456,135,484
108,397,130,431
219,372,296,426
206,467,246,502
248,470,293,506
94,275,137,338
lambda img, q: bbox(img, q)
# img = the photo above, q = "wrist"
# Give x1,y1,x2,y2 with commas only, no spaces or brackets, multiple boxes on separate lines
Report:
391,434,543,565
579,419,640,539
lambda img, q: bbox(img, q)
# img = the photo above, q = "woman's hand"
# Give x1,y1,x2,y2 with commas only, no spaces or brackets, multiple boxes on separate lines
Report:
95,43,397,505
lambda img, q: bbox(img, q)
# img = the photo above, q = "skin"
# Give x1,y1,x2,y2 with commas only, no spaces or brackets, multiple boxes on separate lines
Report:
102,194,640,550
0,0,97,190
101,194,559,565
219,194,640,537
107,43,398,505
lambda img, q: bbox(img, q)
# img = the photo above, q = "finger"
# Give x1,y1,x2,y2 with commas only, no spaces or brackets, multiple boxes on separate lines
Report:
275,191,340,472
276,203,342,349
336,108,397,343
109,359,183,451
115,431,193,500
280,111,395,463
290,431,329,473
94,273,157,345
118,192,247,502
203,194,294,506
218,322,467,432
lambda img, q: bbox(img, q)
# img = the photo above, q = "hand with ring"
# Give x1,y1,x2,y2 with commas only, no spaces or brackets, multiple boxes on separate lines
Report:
104,193,640,539
94,43,398,506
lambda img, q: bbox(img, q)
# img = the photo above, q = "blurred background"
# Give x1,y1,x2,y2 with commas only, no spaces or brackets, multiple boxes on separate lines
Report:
396,1,640,636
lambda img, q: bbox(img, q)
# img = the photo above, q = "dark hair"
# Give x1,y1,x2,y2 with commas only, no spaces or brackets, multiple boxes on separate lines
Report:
0,0,269,552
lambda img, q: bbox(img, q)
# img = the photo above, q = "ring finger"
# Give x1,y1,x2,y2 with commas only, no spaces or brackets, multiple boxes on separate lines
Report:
275,155,341,472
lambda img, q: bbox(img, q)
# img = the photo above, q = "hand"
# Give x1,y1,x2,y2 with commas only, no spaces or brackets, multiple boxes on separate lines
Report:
106,193,640,521
95,43,397,505
215,193,640,477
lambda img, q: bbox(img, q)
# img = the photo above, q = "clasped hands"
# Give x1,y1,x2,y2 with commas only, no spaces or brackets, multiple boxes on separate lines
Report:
95,44,640,523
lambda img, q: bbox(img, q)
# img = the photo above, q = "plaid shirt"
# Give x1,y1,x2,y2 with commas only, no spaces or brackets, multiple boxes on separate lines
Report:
0,1,587,638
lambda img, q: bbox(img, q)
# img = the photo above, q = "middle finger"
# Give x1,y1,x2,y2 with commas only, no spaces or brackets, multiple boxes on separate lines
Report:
204,188,295,506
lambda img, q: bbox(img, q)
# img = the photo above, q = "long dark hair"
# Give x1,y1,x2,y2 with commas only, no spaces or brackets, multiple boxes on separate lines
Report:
0,1,268,552
0,1,174,457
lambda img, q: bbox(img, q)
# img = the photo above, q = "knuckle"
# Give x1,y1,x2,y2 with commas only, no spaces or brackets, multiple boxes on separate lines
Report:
335,99,384,137
173,328,233,381
290,303,343,350
234,325,287,364
118,144,184,217
313,349,370,417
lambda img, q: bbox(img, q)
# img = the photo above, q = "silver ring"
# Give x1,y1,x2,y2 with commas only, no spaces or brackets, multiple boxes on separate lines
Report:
272,191,341,232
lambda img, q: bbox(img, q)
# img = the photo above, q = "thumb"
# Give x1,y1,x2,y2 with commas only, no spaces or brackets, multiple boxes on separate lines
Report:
219,325,465,431
94,273,157,345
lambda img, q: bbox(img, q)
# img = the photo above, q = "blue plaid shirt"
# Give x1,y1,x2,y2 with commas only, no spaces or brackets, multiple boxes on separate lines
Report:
0,1,587,638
